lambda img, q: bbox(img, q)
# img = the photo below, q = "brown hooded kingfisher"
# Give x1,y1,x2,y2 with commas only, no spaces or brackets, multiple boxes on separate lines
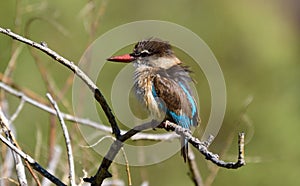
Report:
107,38,200,161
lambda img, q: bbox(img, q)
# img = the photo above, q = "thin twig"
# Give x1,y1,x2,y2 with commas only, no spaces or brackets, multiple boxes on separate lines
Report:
1,103,61,186
84,121,158,186
0,27,121,139
1,142,14,185
41,146,62,186
47,93,76,186
0,81,178,141
120,147,132,186
13,153,28,186
204,97,252,186
84,135,132,186
80,135,113,149
32,129,42,186
0,177,19,185
186,135,213,186
0,130,66,186
9,98,25,124
0,108,28,186
1,0,24,102
89,0,109,42
2,44,23,83
187,148,203,186
162,121,246,169
237,132,245,165
0,73,49,105
25,17,82,162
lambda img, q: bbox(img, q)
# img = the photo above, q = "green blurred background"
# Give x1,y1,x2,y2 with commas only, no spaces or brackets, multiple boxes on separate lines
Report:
1,0,300,185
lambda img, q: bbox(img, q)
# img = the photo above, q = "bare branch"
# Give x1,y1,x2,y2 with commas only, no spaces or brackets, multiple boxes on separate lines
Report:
0,108,28,185
162,121,246,169
0,81,179,141
0,177,19,185
85,120,245,185
237,132,245,165
13,153,27,186
120,147,132,186
187,148,203,186
41,146,62,186
46,93,76,186
84,121,157,186
0,26,121,139
9,98,25,124
0,133,66,186
0,103,65,186
2,44,23,83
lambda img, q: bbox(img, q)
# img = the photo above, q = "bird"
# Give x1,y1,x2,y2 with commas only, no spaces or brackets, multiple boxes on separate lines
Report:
107,38,200,162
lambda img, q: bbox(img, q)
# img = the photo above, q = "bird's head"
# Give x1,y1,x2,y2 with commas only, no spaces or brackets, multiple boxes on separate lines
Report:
107,38,181,69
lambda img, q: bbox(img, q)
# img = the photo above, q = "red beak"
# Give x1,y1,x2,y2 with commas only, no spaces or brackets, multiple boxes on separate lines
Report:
107,54,136,63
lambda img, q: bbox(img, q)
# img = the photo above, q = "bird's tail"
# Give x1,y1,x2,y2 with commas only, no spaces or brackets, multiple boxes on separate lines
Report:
181,136,188,162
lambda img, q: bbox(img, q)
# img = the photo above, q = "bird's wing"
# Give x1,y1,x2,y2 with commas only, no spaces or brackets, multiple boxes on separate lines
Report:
152,74,199,128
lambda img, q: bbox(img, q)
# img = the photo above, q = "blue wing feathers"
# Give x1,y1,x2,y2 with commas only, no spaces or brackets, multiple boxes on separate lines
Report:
149,66,199,162
168,111,192,128
152,78,198,129
178,82,197,117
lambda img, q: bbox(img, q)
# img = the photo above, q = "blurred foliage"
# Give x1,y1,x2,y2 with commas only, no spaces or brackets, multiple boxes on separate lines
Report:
0,0,300,185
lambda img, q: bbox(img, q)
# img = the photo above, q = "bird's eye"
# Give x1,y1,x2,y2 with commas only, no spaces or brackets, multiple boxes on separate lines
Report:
140,50,151,57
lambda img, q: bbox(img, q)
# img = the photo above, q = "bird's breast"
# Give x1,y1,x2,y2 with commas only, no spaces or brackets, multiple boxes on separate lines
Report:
134,68,163,119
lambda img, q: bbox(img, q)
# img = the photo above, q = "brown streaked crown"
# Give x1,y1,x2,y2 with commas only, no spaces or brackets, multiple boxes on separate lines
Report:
132,38,174,57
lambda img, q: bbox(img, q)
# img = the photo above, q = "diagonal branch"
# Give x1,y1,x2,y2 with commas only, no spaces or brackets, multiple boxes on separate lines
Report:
0,109,28,186
0,134,66,186
0,27,121,139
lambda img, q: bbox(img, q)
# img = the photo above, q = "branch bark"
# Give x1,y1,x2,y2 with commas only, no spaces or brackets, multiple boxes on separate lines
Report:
0,27,121,139
0,81,178,141
84,121,245,185
0,109,28,186
0,131,66,186
47,93,76,186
